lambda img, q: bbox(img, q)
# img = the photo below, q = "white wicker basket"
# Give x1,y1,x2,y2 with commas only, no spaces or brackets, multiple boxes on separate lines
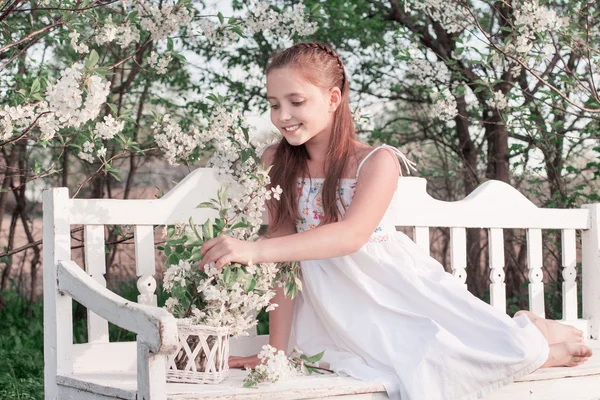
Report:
166,321,230,384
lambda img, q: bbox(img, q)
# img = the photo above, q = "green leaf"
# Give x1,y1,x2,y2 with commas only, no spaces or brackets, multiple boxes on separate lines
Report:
243,380,257,388
245,277,256,292
196,201,218,210
217,12,224,24
107,103,118,115
222,266,231,283
164,245,171,257
202,219,214,240
305,351,324,363
167,253,180,265
31,78,40,94
190,250,203,262
86,49,99,69
167,37,174,51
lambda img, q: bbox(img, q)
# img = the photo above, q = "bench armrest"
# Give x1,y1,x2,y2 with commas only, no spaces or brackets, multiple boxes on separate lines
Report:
57,260,178,355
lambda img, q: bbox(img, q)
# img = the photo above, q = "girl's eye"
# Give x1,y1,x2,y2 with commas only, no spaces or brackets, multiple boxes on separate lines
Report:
292,101,304,106
270,104,279,110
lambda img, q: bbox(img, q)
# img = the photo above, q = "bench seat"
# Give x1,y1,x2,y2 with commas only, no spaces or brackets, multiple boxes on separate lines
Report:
56,340,600,400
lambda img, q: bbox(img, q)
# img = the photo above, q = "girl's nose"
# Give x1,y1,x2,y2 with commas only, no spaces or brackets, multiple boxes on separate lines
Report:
279,107,292,122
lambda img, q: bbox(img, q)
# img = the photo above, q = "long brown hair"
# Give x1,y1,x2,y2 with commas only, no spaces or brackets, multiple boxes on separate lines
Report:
266,42,357,232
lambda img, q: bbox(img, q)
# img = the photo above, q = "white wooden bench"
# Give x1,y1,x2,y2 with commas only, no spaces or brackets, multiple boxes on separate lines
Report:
43,168,600,399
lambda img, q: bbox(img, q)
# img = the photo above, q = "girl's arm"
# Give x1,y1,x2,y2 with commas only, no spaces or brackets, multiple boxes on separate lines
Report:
201,147,400,267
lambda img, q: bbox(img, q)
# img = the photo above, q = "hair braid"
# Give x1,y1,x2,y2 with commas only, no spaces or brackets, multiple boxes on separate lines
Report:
294,42,346,92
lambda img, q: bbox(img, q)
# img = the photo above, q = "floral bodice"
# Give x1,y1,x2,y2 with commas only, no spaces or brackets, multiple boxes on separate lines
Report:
295,177,395,243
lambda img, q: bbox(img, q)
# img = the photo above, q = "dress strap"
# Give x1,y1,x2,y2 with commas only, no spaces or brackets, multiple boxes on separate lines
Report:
355,144,417,179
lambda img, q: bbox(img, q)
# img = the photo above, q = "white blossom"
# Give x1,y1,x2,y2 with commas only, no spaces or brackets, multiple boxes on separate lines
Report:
137,2,192,41
94,115,124,140
487,90,509,111
69,30,89,54
430,88,458,122
95,15,140,48
147,51,172,75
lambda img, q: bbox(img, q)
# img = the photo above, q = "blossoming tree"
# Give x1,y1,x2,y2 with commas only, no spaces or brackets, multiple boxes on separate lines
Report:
0,0,317,305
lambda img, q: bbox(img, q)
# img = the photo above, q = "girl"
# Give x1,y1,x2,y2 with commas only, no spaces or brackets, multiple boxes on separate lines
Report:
200,42,592,400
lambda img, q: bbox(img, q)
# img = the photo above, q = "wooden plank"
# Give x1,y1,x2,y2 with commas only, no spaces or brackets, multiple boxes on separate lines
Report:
68,168,220,225
85,225,109,344
134,225,157,306
413,227,430,255
483,373,600,400
43,188,73,399
450,227,467,288
561,229,578,321
488,228,506,312
390,177,589,230
57,376,136,400
73,342,137,374
137,341,167,399
582,204,600,340
527,229,545,318
56,260,178,355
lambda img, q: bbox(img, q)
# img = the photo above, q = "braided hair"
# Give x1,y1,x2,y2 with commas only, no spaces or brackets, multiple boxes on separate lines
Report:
266,42,357,231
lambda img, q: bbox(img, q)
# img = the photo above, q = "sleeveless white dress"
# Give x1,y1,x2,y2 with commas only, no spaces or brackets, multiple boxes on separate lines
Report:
292,145,549,400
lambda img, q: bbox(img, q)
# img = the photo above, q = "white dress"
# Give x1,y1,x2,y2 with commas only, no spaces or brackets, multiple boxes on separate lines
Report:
292,145,549,400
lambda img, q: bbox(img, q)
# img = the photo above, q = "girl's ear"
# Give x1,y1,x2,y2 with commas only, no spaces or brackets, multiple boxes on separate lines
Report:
328,87,342,113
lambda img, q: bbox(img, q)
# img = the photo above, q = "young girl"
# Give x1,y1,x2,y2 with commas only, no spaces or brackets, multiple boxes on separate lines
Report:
200,42,592,400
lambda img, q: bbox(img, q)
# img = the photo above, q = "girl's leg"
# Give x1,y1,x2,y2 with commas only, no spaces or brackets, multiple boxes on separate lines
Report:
515,310,584,344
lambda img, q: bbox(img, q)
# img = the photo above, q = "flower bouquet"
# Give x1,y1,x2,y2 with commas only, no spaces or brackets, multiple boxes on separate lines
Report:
155,104,301,384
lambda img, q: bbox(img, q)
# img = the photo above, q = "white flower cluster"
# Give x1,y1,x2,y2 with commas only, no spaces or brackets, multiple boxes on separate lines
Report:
147,51,172,75
152,114,209,166
163,257,278,336
163,259,193,292
204,106,283,238
486,90,509,111
510,1,564,55
45,63,111,130
0,104,35,142
69,30,89,54
2,63,111,144
77,115,124,163
95,15,140,48
193,1,317,48
430,88,458,122
251,345,300,383
246,1,318,39
412,0,470,34
409,59,451,86
137,2,192,41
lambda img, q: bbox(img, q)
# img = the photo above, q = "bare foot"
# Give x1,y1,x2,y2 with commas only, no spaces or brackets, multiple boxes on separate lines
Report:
515,310,584,344
541,342,593,368
229,354,261,369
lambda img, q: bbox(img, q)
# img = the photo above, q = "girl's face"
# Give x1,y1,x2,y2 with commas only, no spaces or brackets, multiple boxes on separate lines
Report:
267,67,340,147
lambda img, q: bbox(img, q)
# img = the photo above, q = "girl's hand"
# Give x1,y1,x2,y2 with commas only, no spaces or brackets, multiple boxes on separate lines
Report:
229,354,262,369
200,235,260,269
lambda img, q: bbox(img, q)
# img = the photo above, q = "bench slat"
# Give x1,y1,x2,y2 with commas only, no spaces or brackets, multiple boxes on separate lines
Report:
84,225,109,344
135,226,157,307
562,229,578,321
450,227,467,288
527,229,545,317
489,228,506,312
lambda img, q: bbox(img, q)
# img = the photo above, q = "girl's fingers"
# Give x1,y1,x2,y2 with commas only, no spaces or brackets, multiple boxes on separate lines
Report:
215,254,233,270
201,242,233,270
200,236,220,255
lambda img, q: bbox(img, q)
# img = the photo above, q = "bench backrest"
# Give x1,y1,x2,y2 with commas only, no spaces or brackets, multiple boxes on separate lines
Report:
44,168,600,350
